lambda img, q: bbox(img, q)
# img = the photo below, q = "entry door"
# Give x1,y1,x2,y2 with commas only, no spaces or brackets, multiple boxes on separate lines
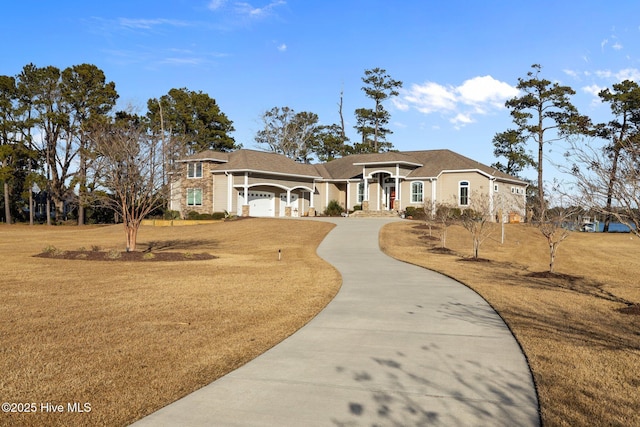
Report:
384,184,396,210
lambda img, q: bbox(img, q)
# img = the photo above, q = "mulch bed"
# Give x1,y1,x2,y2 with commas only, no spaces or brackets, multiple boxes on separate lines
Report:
525,271,581,282
457,257,491,263
35,250,216,262
617,304,640,316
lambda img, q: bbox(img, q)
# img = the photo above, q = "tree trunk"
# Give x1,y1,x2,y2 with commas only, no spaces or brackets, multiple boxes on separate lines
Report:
549,242,557,273
603,146,621,233
125,222,139,252
537,115,545,218
29,188,34,225
3,181,11,224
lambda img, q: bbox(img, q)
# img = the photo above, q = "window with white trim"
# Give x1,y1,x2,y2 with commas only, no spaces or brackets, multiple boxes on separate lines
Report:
459,181,470,206
411,181,423,203
187,188,202,206
188,162,202,178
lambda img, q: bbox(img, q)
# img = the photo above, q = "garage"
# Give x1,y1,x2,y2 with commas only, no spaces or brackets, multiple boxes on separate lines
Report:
238,191,275,217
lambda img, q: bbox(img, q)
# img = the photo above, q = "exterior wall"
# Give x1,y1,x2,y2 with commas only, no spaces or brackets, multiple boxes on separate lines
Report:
212,173,229,214
494,181,527,219
233,173,314,190
169,178,182,212
179,161,214,215
437,172,489,207
400,179,435,212
314,181,350,214
363,165,396,176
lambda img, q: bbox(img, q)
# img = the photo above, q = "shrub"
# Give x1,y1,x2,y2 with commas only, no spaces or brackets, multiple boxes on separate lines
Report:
324,200,344,216
405,206,426,220
352,205,362,211
187,211,201,220
42,245,64,256
142,252,156,260
164,210,181,220
106,249,122,260
186,211,224,220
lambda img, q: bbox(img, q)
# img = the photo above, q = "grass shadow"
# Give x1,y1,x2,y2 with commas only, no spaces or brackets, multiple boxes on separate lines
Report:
141,239,220,252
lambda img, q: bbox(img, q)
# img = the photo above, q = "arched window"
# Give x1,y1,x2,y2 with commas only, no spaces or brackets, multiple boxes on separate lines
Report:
459,181,469,206
411,181,423,203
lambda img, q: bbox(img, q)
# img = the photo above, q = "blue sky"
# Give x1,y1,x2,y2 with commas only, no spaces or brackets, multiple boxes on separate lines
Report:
3,1,640,185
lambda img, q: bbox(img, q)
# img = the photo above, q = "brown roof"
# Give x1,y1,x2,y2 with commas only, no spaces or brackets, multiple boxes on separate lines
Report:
402,150,524,182
180,149,526,184
183,149,322,178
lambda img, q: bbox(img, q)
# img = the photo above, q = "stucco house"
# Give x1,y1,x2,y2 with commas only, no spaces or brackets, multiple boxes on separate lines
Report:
169,148,527,221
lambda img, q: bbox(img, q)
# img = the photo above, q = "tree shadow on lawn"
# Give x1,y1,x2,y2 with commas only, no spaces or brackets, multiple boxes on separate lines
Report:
491,270,640,350
141,238,220,252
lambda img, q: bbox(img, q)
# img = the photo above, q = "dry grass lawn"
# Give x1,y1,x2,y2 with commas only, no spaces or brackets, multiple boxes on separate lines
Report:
380,221,640,427
0,219,340,426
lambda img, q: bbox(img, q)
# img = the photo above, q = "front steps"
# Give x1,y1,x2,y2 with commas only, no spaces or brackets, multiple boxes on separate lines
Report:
349,209,400,218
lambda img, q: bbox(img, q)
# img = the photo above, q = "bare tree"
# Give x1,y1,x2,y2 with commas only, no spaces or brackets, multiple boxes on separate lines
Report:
424,198,459,249
255,106,319,163
459,192,496,259
88,114,165,251
564,138,640,238
537,206,578,273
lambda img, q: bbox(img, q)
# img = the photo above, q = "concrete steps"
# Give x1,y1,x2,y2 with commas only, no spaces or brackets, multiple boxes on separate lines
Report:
349,209,400,218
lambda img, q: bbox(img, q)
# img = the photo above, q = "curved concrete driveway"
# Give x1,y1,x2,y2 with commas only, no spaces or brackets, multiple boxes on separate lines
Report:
132,218,540,426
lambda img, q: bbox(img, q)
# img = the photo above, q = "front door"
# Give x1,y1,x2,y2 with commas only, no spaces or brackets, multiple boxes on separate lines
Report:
383,184,396,210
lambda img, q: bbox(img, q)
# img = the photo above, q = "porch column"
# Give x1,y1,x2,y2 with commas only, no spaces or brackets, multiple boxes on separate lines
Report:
325,182,329,211
309,182,316,216
346,181,350,211
227,172,233,214
286,189,292,217
394,166,400,211
242,172,249,217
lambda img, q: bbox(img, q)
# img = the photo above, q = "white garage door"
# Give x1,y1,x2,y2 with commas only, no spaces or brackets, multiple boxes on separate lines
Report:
238,191,275,217
279,193,299,217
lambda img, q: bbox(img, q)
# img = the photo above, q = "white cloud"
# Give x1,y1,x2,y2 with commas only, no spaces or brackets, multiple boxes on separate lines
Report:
582,84,604,97
595,70,613,79
208,0,227,10
402,81,457,114
450,113,474,125
117,18,190,30
457,75,519,108
601,38,608,51
563,69,579,78
612,42,623,50
277,43,287,52
616,68,640,81
235,1,286,18
398,75,517,128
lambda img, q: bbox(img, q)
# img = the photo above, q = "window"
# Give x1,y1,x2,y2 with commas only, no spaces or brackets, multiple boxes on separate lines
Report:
494,184,499,192
511,186,524,195
187,188,202,206
459,181,469,206
357,182,365,203
411,181,423,203
188,162,202,178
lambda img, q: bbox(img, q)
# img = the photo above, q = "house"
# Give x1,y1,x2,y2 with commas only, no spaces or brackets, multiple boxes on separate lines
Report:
169,148,527,221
